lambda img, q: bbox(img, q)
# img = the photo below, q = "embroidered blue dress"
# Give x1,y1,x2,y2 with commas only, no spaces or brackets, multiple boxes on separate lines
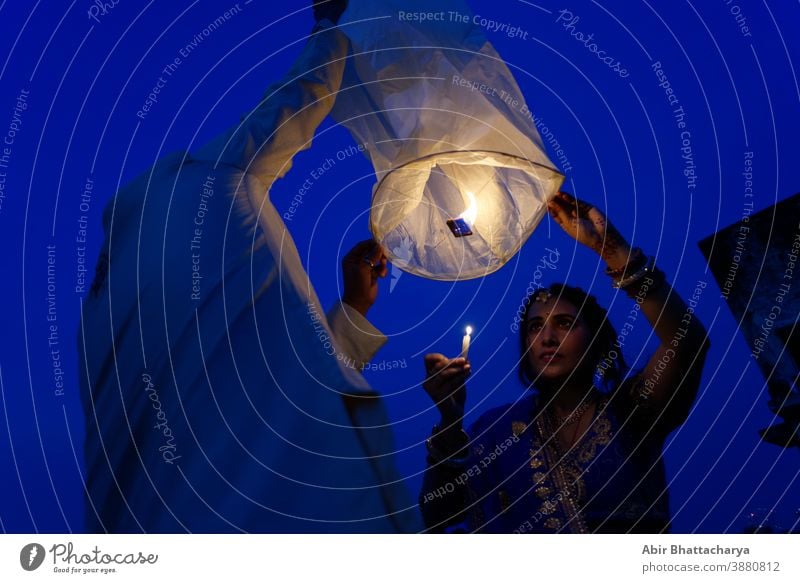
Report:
420,389,679,533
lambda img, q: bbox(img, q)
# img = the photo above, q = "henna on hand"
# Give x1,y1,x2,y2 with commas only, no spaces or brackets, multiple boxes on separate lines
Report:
598,222,628,263
549,191,631,265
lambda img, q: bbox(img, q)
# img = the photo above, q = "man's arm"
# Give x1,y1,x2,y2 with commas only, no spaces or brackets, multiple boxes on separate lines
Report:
195,15,349,192
327,301,386,370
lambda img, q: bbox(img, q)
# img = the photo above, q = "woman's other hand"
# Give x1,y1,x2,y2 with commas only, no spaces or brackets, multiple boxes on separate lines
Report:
547,191,633,271
422,353,470,429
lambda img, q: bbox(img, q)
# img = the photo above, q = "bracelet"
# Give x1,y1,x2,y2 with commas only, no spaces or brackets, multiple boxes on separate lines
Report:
611,255,656,289
604,247,646,279
629,263,665,296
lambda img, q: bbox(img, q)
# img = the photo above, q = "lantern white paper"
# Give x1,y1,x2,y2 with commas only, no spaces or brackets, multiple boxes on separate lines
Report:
332,0,564,280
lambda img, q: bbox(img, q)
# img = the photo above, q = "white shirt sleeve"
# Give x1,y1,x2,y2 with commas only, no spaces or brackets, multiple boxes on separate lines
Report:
195,20,348,191
327,301,387,370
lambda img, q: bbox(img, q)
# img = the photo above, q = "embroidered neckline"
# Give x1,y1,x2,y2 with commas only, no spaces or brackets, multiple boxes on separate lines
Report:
527,396,613,533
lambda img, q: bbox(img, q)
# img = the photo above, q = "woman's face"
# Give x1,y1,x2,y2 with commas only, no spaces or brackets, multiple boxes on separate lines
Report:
525,296,592,383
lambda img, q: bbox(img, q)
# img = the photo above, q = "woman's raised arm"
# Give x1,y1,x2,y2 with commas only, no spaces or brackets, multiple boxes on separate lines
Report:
548,191,710,429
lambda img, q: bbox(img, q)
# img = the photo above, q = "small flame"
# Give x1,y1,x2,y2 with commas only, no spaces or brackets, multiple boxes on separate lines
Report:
465,326,473,335
457,191,478,225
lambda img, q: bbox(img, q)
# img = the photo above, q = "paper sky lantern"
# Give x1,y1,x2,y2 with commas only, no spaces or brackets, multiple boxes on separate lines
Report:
332,0,564,280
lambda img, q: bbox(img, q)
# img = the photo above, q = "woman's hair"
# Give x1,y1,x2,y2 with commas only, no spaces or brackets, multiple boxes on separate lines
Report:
518,283,627,392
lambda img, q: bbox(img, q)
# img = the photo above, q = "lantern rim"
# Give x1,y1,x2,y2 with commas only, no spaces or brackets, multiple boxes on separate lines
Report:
369,149,564,281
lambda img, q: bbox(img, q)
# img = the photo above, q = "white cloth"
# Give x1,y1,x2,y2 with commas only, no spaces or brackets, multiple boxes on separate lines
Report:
327,301,387,371
78,21,420,533
331,0,564,280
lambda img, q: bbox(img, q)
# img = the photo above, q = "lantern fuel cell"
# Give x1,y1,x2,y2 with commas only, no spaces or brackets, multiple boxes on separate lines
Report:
446,217,473,238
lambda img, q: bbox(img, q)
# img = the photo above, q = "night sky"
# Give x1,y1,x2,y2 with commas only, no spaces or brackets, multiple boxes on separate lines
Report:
1,0,798,533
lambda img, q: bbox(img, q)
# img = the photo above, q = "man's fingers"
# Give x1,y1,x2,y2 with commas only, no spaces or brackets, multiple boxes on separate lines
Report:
365,242,389,277
377,257,389,278
351,239,376,256
344,239,389,278
343,239,376,264
367,241,385,263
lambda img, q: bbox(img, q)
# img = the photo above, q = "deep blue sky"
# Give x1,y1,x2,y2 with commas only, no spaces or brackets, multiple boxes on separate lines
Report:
1,0,798,533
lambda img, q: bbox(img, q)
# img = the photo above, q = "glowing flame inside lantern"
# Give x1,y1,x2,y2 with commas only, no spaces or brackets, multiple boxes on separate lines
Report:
458,191,478,225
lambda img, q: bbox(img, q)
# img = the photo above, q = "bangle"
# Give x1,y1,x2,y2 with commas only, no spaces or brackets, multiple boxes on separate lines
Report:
622,264,664,298
611,255,656,289
605,247,646,279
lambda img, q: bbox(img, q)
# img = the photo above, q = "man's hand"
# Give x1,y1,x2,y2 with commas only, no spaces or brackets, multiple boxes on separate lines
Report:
313,0,348,24
342,239,388,317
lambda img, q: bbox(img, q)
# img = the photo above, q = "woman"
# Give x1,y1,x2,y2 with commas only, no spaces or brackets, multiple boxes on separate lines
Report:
420,192,710,533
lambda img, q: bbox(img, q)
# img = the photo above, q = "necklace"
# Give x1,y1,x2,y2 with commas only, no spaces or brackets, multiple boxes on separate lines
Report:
554,400,593,426
550,397,597,453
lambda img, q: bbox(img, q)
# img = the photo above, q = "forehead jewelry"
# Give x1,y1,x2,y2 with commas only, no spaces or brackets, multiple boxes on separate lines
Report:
533,289,553,303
